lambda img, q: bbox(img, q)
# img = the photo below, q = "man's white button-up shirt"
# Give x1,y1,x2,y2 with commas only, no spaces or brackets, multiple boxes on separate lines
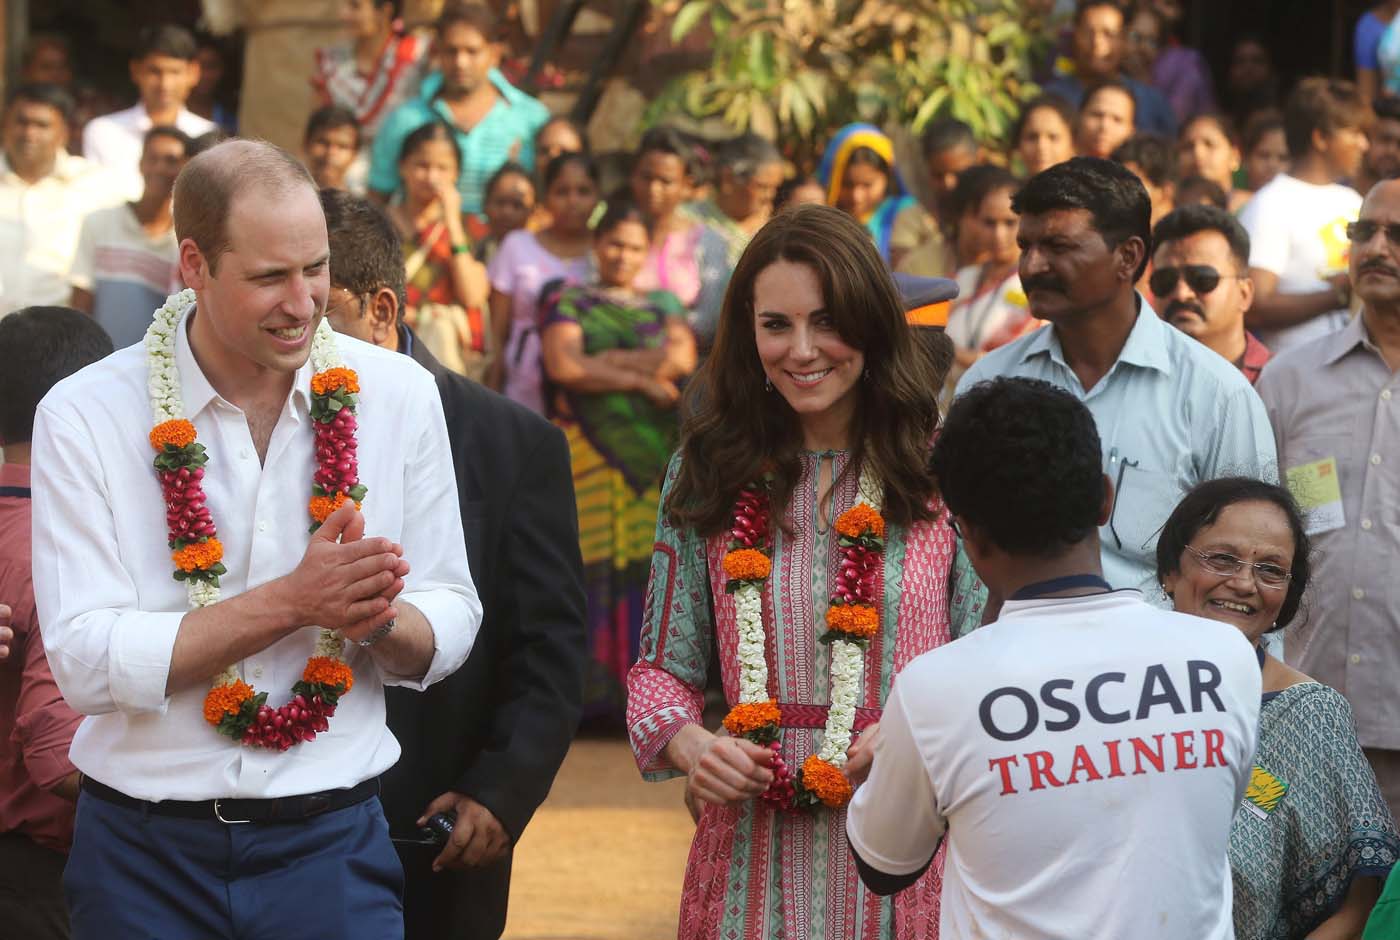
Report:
31,308,481,800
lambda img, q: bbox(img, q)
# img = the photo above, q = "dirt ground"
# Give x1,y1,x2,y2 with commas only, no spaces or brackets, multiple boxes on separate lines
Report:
502,737,694,940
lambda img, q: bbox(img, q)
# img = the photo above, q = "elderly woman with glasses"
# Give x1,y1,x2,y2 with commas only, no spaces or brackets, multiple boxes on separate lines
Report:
1157,477,1399,939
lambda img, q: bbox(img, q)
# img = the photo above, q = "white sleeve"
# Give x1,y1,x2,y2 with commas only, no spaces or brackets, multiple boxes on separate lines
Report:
1239,192,1288,276
379,368,482,689
81,118,116,170
69,213,98,291
846,677,947,874
30,402,184,715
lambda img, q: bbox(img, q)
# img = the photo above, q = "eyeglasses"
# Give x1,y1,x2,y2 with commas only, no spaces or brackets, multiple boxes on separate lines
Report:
1148,265,1242,297
1182,544,1291,588
1346,221,1400,246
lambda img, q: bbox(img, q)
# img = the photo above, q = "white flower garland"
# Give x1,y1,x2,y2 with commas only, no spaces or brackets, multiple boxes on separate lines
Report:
145,290,348,690
731,467,881,768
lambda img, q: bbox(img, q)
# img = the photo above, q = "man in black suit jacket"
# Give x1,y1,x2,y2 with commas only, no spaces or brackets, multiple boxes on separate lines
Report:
319,190,587,939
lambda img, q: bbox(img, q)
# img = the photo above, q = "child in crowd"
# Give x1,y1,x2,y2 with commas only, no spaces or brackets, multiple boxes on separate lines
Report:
475,162,536,264
303,105,361,192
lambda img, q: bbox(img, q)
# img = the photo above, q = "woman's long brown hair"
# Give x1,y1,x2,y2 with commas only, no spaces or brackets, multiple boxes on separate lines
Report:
666,203,941,535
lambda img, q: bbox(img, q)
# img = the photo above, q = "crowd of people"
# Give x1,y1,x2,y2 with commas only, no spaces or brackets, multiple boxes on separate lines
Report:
6,0,1400,938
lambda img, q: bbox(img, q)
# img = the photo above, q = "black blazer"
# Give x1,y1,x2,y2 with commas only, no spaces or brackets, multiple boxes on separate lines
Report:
382,332,586,939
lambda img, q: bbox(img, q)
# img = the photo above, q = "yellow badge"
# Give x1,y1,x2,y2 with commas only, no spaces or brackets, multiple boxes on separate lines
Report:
1005,288,1028,308
1284,456,1345,536
1244,765,1288,818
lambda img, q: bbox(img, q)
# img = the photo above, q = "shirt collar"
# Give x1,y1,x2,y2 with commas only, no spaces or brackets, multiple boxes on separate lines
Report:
0,150,85,185
1322,313,1375,366
423,68,520,108
1018,294,1173,376
173,303,314,419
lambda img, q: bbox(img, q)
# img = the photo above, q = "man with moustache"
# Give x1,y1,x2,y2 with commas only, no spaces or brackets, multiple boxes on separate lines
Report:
958,157,1276,600
1150,204,1269,384
1256,179,1400,826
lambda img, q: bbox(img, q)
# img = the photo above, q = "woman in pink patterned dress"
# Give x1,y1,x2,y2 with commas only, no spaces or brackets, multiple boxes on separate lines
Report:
626,204,955,939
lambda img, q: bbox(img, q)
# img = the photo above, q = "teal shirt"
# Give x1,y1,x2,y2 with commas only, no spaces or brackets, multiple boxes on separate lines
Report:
956,296,1279,598
368,69,550,215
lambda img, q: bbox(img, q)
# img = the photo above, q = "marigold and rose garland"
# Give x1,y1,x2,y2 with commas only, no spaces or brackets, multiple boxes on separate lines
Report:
145,289,367,751
720,468,885,811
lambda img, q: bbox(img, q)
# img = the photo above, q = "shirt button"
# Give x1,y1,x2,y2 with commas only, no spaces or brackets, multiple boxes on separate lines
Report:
252,666,264,679
240,448,251,460
257,520,268,533
1353,587,1366,600
1351,654,1362,665
1383,390,1394,401
1372,454,1383,466
1362,518,1374,530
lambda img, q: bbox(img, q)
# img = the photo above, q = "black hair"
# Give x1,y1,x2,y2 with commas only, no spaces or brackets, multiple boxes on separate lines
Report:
20,33,71,70
920,117,977,160
949,164,1019,222
1284,77,1368,159
398,120,461,172
931,377,1105,557
845,146,891,177
720,133,783,181
379,0,405,17
436,1,498,40
144,124,193,155
1151,203,1251,269
1180,112,1240,147
485,160,533,198
1156,478,1310,630
319,188,407,317
1014,156,1153,279
536,115,587,151
135,24,198,62
594,196,650,239
542,151,599,190
7,82,74,123
1242,111,1285,155
1376,95,1400,125
1111,133,1176,187
636,125,700,181
0,307,113,444
1084,78,1137,117
187,129,228,157
1014,94,1077,147
1074,0,1123,23
1173,174,1229,210
774,174,822,210
304,105,361,148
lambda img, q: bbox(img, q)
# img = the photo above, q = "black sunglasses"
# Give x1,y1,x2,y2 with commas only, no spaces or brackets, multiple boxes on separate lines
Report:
1148,265,1238,297
1346,221,1400,246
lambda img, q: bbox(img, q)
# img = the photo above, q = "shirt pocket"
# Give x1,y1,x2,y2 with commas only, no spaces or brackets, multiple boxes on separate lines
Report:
1109,463,1186,562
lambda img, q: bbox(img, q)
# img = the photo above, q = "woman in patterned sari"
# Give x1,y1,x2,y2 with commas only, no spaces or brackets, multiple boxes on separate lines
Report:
626,203,954,939
1158,478,1400,938
816,123,930,268
540,199,697,720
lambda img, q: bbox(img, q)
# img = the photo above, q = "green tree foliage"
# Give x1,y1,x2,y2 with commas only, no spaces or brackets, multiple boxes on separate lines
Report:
645,0,1043,168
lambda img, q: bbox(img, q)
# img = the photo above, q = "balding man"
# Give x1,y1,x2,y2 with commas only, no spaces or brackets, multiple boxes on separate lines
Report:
1257,178,1400,825
30,139,481,938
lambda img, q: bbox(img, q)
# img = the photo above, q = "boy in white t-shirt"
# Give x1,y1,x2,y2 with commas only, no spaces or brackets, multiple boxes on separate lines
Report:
848,376,1261,939
1238,77,1367,354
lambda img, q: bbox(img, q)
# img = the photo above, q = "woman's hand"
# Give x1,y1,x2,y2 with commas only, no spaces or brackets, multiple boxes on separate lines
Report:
667,724,774,808
435,181,463,225
843,721,881,787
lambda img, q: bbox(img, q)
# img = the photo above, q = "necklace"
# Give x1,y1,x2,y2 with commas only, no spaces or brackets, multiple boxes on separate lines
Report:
145,290,366,751
721,465,885,811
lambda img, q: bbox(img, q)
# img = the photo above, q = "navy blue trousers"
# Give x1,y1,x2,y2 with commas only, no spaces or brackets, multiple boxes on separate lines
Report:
64,791,404,939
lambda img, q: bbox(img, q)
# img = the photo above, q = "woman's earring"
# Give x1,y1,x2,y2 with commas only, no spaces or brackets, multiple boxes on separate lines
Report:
764,376,772,391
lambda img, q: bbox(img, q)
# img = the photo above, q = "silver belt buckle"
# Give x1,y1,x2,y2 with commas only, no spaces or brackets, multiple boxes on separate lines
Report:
214,798,252,825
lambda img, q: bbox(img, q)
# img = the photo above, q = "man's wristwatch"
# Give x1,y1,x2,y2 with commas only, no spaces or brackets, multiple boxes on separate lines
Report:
357,618,397,648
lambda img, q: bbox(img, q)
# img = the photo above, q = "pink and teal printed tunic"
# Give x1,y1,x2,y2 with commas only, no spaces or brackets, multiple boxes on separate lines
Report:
627,452,955,939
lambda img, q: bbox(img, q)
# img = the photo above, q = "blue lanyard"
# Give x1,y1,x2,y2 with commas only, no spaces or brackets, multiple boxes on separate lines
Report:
1009,574,1114,601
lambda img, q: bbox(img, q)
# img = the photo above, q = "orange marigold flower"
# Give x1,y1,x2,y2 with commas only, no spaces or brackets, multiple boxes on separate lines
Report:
311,367,360,396
203,680,254,725
722,700,781,736
172,537,224,572
826,603,879,638
149,418,197,451
302,656,354,693
835,504,885,540
802,755,853,807
308,492,362,523
723,548,771,582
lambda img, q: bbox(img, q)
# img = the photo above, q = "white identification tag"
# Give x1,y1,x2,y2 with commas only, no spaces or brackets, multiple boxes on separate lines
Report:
1285,457,1345,536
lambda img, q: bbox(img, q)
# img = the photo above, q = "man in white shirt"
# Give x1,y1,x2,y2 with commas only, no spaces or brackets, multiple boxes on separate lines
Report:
30,139,481,939
848,376,1260,939
1239,77,1368,353
0,84,122,315
82,24,216,200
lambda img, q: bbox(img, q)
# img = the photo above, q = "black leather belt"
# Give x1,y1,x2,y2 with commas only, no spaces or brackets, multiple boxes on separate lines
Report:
80,776,379,824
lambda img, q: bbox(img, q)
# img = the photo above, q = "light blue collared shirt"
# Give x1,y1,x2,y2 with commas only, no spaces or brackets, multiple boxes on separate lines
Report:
957,296,1279,599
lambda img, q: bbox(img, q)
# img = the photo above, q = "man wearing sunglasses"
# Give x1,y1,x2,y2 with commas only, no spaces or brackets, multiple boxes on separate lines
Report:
1150,204,1269,384
1255,178,1400,826
958,157,1276,605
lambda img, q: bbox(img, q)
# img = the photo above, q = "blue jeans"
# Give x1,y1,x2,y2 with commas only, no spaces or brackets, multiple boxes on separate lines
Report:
64,791,404,939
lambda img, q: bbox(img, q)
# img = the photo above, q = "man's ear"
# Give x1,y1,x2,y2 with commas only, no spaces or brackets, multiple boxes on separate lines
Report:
179,238,209,290
369,286,399,348
1118,236,1147,283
